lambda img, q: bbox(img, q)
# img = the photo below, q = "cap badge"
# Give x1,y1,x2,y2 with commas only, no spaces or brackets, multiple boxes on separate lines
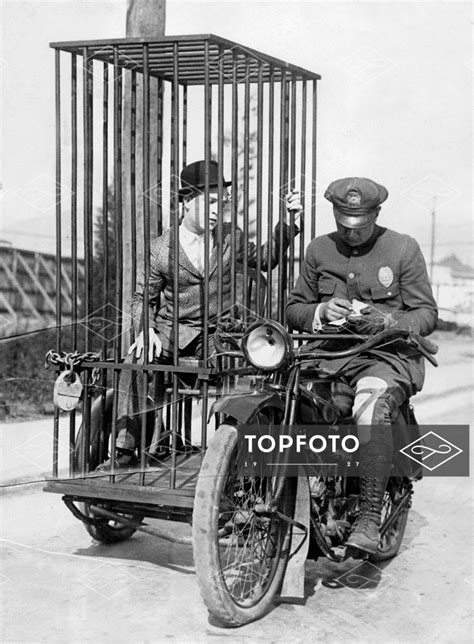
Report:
346,190,361,207
378,266,394,288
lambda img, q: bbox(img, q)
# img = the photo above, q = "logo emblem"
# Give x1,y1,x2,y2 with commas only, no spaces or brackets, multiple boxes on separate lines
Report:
346,190,361,207
378,266,393,287
399,431,463,471
334,561,396,598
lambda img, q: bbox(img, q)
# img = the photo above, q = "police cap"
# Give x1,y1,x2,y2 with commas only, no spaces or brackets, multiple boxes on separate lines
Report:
324,177,388,229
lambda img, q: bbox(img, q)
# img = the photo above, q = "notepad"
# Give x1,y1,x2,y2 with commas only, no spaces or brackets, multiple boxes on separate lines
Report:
328,299,369,326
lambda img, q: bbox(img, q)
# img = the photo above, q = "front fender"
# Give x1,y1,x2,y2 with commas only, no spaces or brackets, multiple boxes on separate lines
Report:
210,390,285,424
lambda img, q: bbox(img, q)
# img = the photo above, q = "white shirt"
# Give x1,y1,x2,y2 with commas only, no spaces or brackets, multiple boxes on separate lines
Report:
312,304,324,331
179,225,211,274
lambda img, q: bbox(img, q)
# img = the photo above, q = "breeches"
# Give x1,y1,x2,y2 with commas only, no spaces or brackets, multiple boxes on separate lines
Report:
340,358,412,444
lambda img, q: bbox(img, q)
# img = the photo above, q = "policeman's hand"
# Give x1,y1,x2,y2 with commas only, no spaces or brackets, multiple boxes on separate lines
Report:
285,189,303,222
361,304,396,328
319,298,353,323
128,328,162,361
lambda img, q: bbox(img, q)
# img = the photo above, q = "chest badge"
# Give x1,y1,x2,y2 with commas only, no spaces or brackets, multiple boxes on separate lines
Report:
378,266,393,287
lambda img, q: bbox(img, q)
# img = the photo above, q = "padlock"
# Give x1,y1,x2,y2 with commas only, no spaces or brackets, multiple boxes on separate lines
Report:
53,371,83,411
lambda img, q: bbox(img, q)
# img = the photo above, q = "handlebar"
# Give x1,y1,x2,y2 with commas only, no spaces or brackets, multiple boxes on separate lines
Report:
297,327,438,367
212,326,439,368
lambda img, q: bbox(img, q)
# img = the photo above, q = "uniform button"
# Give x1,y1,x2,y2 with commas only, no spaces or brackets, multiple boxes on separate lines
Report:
387,291,392,296
353,249,359,255
348,272,355,279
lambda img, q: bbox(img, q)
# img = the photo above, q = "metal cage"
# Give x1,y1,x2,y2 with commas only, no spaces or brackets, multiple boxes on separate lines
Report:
45,34,320,517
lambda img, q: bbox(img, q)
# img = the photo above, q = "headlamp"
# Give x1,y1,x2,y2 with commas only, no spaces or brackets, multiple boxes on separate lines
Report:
241,320,292,371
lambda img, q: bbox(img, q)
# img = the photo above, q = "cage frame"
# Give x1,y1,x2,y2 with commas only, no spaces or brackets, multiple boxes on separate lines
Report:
45,34,321,518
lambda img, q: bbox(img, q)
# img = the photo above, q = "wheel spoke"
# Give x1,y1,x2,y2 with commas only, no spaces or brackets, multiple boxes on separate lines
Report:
216,469,290,606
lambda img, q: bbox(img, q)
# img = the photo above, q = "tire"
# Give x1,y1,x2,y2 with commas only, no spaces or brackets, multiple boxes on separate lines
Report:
80,503,144,544
74,390,155,472
370,478,412,562
74,390,114,472
192,423,295,627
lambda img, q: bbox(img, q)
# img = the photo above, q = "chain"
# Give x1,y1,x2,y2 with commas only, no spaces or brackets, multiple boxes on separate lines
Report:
45,350,101,378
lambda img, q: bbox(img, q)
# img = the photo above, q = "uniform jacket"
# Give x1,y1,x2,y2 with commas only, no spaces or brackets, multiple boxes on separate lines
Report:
132,222,295,355
286,225,438,391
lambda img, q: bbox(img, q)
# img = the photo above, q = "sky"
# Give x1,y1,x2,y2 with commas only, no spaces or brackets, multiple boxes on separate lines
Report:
0,0,472,263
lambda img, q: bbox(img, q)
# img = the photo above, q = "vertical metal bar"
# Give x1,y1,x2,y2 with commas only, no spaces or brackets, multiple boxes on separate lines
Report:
216,46,224,316
182,84,187,166
203,43,211,358
170,47,180,352
102,63,109,343
109,46,123,476
113,50,123,363
200,40,211,452
242,55,250,320
277,69,289,323
140,44,151,485
311,80,318,239
266,66,275,319
71,55,78,346
255,62,264,314
53,49,61,477
288,75,297,291
98,61,109,466
170,42,180,484
69,53,78,476
130,70,137,292
299,79,307,271
230,50,238,311
82,48,93,352
156,79,164,236
55,50,62,352
82,47,94,472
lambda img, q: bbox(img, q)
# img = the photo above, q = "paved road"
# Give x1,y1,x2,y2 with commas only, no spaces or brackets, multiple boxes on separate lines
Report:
1,333,472,642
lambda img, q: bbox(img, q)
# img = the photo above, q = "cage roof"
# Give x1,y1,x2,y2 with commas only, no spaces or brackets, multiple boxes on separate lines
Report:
50,34,321,85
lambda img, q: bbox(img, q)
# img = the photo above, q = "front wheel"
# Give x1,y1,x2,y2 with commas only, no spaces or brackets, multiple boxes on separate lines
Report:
192,423,295,627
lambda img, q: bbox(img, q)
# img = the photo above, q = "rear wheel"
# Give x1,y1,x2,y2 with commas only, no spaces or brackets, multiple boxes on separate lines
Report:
192,422,295,627
371,478,412,562
74,390,155,472
74,390,114,472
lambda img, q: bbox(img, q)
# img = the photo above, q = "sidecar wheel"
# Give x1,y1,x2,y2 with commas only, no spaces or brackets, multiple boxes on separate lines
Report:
74,390,155,472
192,423,296,627
74,390,115,472
80,503,144,544
370,479,412,562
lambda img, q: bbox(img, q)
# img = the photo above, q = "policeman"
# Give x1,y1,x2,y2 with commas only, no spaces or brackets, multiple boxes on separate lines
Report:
286,177,438,554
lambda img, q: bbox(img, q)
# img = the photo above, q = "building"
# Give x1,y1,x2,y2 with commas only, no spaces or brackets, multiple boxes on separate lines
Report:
431,253,474,326
0,243,83,335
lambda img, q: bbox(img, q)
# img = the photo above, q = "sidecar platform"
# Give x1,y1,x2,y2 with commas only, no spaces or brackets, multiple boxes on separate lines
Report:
44,450,202,521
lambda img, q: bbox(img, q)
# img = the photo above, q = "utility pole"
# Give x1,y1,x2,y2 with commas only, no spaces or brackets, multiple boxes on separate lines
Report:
122,0,166,352
429,196,436,282
126,0,166,37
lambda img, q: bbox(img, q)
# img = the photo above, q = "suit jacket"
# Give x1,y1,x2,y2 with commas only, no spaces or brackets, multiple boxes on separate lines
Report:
132,222,295,355
286,226,438,391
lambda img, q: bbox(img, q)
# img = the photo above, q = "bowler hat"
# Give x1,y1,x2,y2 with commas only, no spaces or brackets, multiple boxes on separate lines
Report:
178,160,231,201
325,177,388,228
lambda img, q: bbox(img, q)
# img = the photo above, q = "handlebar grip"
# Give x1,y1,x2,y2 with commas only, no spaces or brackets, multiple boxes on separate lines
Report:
411,334,438,355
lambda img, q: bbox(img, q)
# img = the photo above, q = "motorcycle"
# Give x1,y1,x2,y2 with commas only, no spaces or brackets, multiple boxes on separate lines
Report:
192,321,438,626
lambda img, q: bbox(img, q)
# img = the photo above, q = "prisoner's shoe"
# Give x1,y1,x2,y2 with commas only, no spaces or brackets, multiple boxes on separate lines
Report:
95,450,138,472
346,513,380,554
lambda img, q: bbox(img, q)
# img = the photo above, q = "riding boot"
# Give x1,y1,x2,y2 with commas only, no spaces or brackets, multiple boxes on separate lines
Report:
346,427,393,554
